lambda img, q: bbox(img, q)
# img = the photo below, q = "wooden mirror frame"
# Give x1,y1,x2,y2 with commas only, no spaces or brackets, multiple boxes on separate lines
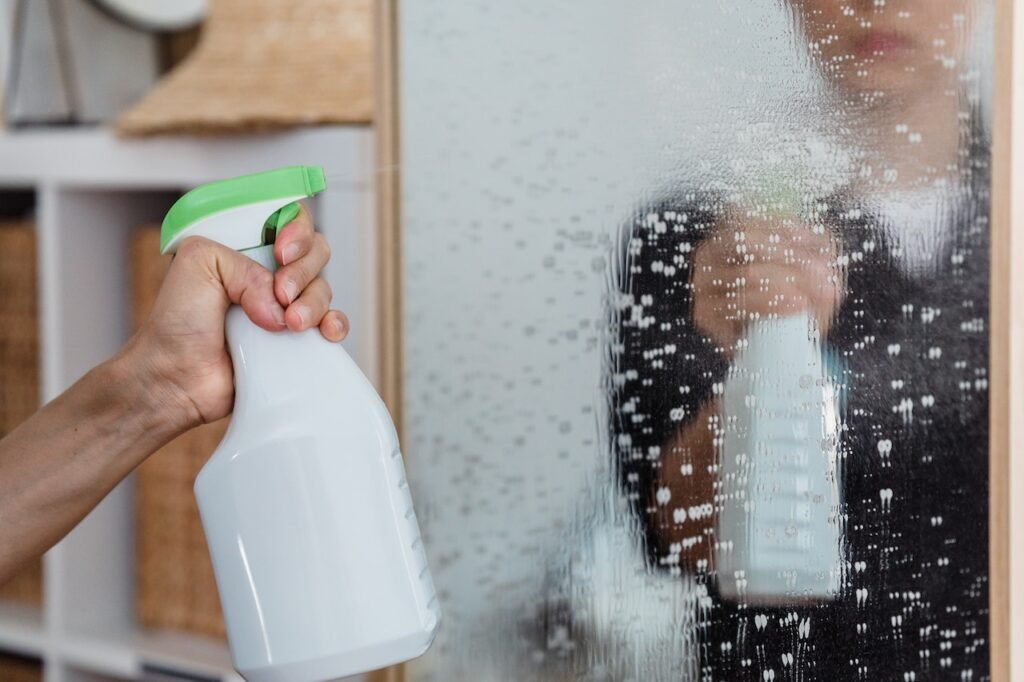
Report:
371,0,402,675
375,0,1023,678
991,0,1022,678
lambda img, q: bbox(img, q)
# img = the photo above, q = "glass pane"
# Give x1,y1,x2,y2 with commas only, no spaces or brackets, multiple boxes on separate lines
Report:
400,2,994,680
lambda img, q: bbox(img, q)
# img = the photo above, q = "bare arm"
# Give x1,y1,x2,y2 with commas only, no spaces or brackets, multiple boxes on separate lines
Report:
651,400,720,572
0,207,346,584
0,350,188,584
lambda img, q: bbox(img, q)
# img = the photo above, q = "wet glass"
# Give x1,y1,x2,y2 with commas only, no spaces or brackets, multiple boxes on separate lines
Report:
400,1,993,680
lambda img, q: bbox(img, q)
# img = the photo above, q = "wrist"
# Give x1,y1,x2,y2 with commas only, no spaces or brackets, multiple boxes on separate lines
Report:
106,337,202,443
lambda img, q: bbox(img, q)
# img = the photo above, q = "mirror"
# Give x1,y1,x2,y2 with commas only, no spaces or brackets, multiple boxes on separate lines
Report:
398,1,994,679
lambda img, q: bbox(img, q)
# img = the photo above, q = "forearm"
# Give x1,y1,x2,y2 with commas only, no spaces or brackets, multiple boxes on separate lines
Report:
0,349,191,584
653,399,720,571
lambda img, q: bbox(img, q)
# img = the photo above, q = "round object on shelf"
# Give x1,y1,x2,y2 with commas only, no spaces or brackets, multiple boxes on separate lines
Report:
90,0,207,31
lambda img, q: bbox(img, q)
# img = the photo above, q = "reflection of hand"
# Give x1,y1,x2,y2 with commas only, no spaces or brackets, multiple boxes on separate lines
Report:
691,211,844,351
654,400,720,575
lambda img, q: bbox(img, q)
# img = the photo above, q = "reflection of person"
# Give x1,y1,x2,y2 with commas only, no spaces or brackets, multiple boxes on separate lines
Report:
614,1,989,679
0,209,347,584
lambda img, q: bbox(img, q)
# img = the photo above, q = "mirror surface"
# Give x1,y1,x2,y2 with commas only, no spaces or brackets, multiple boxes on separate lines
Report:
400,2,993,679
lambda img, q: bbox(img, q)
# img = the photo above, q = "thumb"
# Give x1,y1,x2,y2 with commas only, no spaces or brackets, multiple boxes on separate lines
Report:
178,237,286,332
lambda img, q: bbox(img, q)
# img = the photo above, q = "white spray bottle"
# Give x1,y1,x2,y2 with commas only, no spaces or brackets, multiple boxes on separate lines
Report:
160,167,440,682
713,198,844,605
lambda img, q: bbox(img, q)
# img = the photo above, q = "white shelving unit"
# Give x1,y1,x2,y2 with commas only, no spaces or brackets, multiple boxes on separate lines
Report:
0,126,377,682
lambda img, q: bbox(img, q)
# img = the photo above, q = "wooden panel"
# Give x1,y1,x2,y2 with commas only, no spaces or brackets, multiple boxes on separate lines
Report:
370,1,405,678
991,0,1022,679
0,222,42,607
375,0,403,429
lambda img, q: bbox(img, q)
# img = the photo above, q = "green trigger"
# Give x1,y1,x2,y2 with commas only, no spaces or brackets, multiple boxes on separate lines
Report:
267,202,301,231
263,202,302,244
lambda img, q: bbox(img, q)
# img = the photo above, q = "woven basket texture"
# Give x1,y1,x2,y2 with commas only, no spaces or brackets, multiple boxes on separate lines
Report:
132,227,228,639
116,0,372,136
0,222,42,606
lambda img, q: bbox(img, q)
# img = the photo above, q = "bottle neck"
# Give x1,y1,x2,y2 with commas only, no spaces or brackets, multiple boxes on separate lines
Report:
227,244,283,414
240,244,278,272
225,306,294,417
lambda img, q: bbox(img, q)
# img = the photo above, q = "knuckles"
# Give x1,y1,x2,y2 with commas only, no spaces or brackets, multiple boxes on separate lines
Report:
253,266,274,289
316,277,333,299
175,229,334,309
313,233,331,261
175,235,215,262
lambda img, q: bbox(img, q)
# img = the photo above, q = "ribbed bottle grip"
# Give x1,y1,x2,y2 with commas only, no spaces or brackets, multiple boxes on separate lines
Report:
389,447,441,629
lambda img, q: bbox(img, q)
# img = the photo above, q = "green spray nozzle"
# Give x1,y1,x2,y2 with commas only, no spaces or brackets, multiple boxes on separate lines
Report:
161,166,326,255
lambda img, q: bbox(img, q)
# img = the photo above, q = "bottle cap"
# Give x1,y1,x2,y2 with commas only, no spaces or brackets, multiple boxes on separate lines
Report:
161,166,326,254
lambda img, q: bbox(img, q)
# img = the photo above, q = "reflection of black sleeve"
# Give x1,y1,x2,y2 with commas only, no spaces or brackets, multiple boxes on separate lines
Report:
610,196,730,563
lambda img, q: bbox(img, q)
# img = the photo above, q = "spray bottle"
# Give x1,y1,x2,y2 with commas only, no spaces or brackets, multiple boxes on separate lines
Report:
160,167,440,682
713,190,844,605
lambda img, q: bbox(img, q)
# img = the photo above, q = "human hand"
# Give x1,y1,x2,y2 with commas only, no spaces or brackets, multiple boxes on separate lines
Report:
691,210,844,352
119,206,349,433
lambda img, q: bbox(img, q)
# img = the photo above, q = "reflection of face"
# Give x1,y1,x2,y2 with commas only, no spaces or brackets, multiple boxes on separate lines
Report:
790,0,973,98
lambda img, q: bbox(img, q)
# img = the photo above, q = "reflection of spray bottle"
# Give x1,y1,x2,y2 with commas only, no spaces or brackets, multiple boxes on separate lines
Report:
161,167,440,681
714,192,843,604
716,315,842,603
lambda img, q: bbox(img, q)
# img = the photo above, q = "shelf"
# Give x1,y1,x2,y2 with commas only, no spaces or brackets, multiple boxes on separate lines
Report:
3,125,380,380
0,601,46,658
0,126,373,190
62,628,241,682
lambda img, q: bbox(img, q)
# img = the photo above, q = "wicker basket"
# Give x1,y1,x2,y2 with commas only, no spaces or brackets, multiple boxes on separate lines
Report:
132,227,228,639
116,0,372,136
0,654,42,682
0,222,42,606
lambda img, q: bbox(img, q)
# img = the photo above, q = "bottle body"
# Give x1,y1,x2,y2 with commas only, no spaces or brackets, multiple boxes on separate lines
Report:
196,303,440,682
715,314,843,605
